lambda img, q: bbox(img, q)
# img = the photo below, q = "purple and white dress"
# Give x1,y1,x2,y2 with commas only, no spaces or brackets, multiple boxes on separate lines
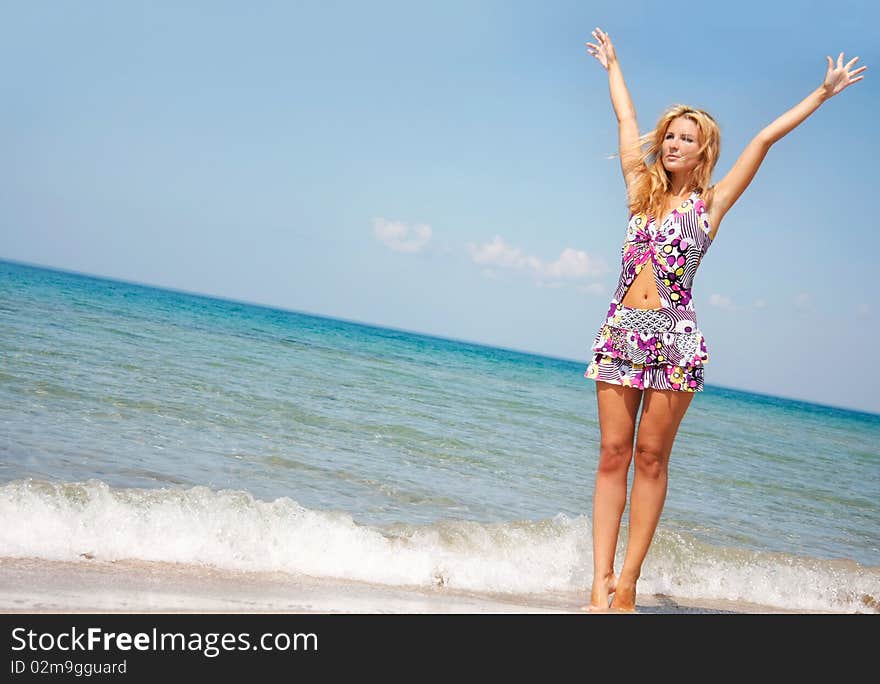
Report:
585,191,714,392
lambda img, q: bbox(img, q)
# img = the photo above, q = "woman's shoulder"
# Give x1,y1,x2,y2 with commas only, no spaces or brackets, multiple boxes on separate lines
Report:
699,185,717,210
699,185,721,241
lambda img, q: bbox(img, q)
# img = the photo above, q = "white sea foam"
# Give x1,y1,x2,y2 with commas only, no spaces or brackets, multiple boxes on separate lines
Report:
1,479,876,613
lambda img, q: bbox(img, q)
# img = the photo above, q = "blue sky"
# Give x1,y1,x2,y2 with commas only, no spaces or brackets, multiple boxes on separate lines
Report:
2,1,878,413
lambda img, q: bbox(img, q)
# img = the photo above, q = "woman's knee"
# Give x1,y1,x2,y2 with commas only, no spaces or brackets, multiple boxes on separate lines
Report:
633,441,669,479
597,440,633,474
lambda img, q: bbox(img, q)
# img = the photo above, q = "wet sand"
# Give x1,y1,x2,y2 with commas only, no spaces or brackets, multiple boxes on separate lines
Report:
0,557,804,614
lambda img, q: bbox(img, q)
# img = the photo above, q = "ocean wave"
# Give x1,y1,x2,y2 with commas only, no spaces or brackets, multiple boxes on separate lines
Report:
1,478,876,613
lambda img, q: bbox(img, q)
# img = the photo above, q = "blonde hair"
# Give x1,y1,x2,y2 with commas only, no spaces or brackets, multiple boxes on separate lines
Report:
625,105,721,222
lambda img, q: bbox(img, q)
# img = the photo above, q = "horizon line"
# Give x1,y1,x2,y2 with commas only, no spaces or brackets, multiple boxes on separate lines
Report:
3,255,877,419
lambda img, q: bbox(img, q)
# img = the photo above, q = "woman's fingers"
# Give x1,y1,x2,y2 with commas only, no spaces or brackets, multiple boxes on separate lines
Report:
826,53,868,78
587,25,612,67
823,51,868,95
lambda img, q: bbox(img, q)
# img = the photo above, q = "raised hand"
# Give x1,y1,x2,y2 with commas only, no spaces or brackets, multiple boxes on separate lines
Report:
822,52,867,98
585,27,617,70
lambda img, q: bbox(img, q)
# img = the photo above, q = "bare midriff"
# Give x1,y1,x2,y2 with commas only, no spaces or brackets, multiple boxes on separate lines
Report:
620,263,663,309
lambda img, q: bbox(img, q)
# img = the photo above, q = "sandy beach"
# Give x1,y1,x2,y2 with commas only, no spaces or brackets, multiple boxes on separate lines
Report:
0,557,808,614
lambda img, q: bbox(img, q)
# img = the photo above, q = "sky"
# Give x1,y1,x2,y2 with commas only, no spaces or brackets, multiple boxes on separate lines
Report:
2,1,878,414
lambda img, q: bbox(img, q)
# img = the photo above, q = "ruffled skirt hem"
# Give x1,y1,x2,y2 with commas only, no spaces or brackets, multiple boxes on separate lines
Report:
584,353,704,392
583,304,710,392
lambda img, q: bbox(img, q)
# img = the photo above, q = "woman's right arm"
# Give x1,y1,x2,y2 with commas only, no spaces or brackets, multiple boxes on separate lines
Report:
586,28,643,192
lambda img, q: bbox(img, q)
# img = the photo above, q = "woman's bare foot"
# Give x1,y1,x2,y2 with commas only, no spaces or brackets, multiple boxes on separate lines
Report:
581,573,617,612
609,580,636,612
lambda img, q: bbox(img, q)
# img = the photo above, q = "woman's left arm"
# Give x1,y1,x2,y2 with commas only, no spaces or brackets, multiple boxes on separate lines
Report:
710,52,867,227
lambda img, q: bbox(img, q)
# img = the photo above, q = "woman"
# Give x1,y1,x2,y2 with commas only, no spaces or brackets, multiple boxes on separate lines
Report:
581,27,865,612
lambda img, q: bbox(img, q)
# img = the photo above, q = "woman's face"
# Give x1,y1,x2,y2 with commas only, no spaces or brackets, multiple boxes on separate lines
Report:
661,116,701,176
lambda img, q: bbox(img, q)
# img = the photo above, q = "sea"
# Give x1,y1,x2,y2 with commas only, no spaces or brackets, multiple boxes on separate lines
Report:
1,259,877,613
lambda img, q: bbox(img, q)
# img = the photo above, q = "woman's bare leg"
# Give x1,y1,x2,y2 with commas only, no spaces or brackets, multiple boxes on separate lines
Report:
611,387,694,611
585,381,643,611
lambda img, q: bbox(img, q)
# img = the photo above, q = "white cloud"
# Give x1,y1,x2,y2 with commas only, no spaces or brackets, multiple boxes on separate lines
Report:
544,247,603,279
577,282,606,296
467,235,607,285
469,235,531,270
754,298,766,309
709,293,734,309
794,292,812,310
373,218,432,253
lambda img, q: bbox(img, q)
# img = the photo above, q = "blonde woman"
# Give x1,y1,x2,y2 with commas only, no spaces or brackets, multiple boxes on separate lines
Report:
582,27,866,612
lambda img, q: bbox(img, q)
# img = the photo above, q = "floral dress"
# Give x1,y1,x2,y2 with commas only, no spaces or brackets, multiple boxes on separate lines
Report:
585,191,714,392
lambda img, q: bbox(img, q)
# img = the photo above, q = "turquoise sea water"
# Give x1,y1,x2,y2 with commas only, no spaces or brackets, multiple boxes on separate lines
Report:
1,259,877,612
